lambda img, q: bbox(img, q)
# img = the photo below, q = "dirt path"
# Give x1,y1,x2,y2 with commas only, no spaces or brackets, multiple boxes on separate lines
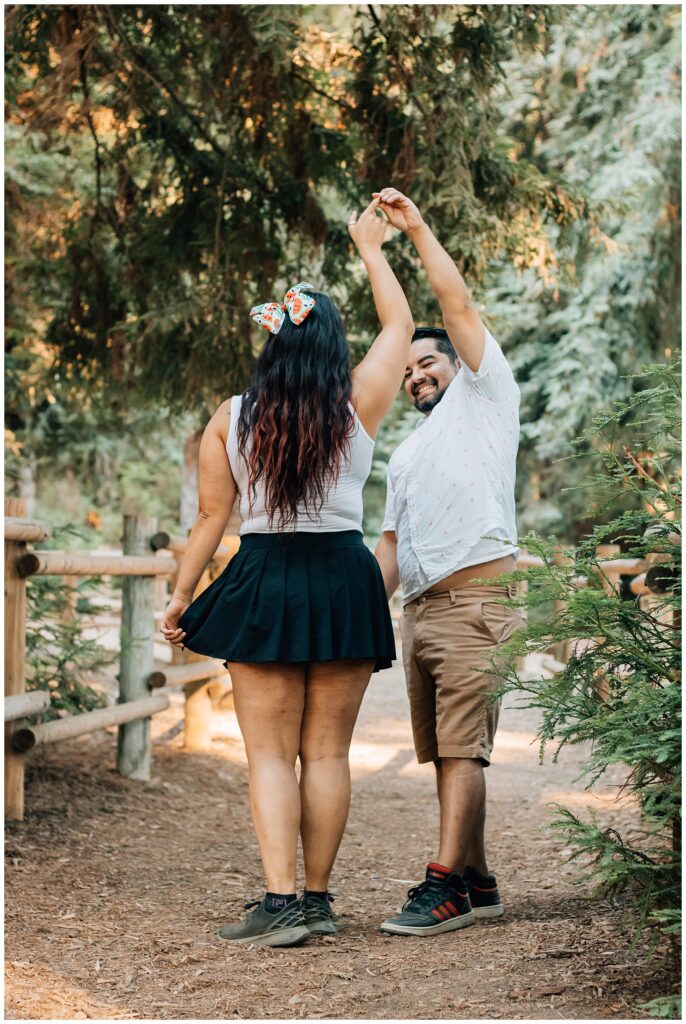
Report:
4,660,675,1020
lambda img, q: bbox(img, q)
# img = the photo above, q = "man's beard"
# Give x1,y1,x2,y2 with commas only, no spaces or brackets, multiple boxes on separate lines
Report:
413,381,447,414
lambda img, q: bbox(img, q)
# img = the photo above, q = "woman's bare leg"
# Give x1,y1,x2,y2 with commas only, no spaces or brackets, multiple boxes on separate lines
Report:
228,662,305,893
299,659,374,892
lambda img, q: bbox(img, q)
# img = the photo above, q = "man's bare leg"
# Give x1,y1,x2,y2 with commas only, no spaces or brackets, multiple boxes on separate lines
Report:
434,757,488,876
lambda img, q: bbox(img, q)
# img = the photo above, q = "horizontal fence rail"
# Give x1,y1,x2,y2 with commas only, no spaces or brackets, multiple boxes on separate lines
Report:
12,694,171,753
155,659,228,689
4,517,52,543
150,530,239,561
5,505,676,820
3,508,188,819
5,690,51,722
16,551,176,579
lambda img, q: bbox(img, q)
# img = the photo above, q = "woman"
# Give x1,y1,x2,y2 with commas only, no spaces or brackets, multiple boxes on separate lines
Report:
161,196,413,947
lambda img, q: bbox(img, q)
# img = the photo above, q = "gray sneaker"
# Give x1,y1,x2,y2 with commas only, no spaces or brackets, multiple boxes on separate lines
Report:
302,893,341,935
217,898,310,947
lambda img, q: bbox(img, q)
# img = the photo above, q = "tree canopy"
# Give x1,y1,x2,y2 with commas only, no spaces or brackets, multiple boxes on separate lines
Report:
4,4,681,541
5,5,579,401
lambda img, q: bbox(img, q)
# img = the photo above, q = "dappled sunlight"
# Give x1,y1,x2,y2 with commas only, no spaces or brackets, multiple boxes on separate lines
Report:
354,718,414,745
541,788,641,814
349,740,407,775
5,961,131,1020
490,727,541,763
398,755,438,780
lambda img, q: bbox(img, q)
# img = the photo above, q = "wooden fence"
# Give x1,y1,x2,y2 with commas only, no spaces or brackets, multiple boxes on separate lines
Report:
4,497,674,821
4,500,235,820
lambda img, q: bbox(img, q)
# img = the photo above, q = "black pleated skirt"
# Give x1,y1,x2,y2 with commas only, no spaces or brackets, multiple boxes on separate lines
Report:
178,531,396,672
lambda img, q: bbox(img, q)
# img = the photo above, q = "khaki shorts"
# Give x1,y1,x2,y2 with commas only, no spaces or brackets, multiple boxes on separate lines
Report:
400,583,525,766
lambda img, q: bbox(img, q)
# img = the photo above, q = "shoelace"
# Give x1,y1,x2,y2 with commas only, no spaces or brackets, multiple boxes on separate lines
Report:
303,893,336,920
404,878,452,913
242,898,304,927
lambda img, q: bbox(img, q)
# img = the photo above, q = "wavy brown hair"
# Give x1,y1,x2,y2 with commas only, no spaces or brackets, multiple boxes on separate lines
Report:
236,291,356,529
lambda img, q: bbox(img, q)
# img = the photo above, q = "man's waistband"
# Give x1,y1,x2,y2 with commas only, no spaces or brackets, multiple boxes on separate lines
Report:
405,554,517,603
406,578,519,608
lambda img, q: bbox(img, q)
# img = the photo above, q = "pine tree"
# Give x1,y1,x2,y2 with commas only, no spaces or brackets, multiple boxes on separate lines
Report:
493,359,681,1016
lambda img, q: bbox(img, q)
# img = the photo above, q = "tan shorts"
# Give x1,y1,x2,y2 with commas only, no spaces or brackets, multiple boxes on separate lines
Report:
400,583,525,766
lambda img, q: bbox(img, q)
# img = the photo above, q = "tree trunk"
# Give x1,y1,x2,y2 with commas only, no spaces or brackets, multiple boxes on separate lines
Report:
18,455,36,518
117,515,157,780
5,497,28,820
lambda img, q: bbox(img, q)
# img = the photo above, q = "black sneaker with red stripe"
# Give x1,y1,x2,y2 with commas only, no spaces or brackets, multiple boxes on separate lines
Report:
463,865,505,919
380,863,476,936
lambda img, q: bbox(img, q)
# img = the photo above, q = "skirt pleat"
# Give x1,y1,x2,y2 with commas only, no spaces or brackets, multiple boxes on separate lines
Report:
178,531,396,672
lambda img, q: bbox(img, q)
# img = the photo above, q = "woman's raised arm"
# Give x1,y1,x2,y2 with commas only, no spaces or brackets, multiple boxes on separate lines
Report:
349,198,414,438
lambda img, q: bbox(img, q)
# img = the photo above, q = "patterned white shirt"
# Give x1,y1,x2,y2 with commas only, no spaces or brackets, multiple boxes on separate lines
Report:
382,329,520,603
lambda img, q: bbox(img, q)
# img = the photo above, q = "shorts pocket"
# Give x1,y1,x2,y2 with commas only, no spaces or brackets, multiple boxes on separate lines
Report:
480,601,526,646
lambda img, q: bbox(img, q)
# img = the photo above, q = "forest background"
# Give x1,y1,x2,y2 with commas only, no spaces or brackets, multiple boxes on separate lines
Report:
4,6,682,1015
5,3,681,543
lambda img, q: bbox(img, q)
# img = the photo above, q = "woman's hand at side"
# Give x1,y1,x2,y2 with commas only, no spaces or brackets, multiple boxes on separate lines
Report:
160,399,238,651
160,596,190,648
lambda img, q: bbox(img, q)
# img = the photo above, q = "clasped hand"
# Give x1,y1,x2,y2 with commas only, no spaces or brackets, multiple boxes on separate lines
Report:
348,187,424,254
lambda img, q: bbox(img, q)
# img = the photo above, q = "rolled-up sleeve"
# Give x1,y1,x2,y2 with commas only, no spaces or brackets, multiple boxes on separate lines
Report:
461,328,519,404
381,470,396,533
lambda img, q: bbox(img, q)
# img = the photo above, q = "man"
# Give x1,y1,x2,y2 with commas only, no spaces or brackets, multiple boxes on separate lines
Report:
373,187,523,937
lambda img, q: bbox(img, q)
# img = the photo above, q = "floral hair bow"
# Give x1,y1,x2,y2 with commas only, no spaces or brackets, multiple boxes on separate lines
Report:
250,282,317,334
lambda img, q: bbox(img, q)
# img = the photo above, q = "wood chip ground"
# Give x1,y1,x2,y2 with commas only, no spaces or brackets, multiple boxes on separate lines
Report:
5,657,677,1019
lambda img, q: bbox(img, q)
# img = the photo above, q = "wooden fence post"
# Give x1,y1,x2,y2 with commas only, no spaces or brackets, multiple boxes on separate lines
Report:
595,544,622,593
153,521,238,750
117,515,157,780
593,544,622,703
182,556,221,752
167,538,214,750
552,547,573,664
5,498,28,820
61,574,78,623
515,576,529,673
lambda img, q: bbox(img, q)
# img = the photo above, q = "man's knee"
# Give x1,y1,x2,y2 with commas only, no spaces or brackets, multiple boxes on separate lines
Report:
439,756,484,776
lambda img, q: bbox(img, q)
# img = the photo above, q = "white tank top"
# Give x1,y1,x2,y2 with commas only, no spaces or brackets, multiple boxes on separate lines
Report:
226,395,375,535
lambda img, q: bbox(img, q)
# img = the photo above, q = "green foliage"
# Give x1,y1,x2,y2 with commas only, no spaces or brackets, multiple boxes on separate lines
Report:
491,360,680,1007
25,526,116,717
4,5,681,539
5,5,580,488
26,576,114,718
639,994,683,1020
485,5,681,538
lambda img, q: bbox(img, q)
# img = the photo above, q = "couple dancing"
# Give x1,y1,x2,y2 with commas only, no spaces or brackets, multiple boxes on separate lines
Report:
161,188,522,946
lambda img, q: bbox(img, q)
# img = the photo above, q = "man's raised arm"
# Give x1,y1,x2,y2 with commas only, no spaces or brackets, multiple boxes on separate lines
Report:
373,187,485,373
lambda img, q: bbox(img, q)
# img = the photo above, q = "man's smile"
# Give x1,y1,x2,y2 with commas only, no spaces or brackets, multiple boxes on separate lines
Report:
413,379,437,398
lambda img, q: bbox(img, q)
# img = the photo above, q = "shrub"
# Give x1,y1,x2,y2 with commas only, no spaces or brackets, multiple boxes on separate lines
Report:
25,526,117,718
492,361,680,1016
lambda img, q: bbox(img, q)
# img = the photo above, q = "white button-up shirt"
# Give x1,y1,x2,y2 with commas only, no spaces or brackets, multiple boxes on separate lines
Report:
382,329,520,604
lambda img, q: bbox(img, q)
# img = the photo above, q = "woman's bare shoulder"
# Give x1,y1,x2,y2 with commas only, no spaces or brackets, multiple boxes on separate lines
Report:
209,397,233,447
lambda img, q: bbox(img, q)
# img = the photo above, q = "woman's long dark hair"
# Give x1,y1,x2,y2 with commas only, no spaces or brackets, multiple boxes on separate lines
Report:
236,291,355,529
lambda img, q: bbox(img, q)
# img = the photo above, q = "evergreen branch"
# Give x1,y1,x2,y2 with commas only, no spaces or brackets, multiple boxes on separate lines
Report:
623,444,667,489
78,59,102,215
97,8,226,158
365,4,429,117
291,66,358,114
